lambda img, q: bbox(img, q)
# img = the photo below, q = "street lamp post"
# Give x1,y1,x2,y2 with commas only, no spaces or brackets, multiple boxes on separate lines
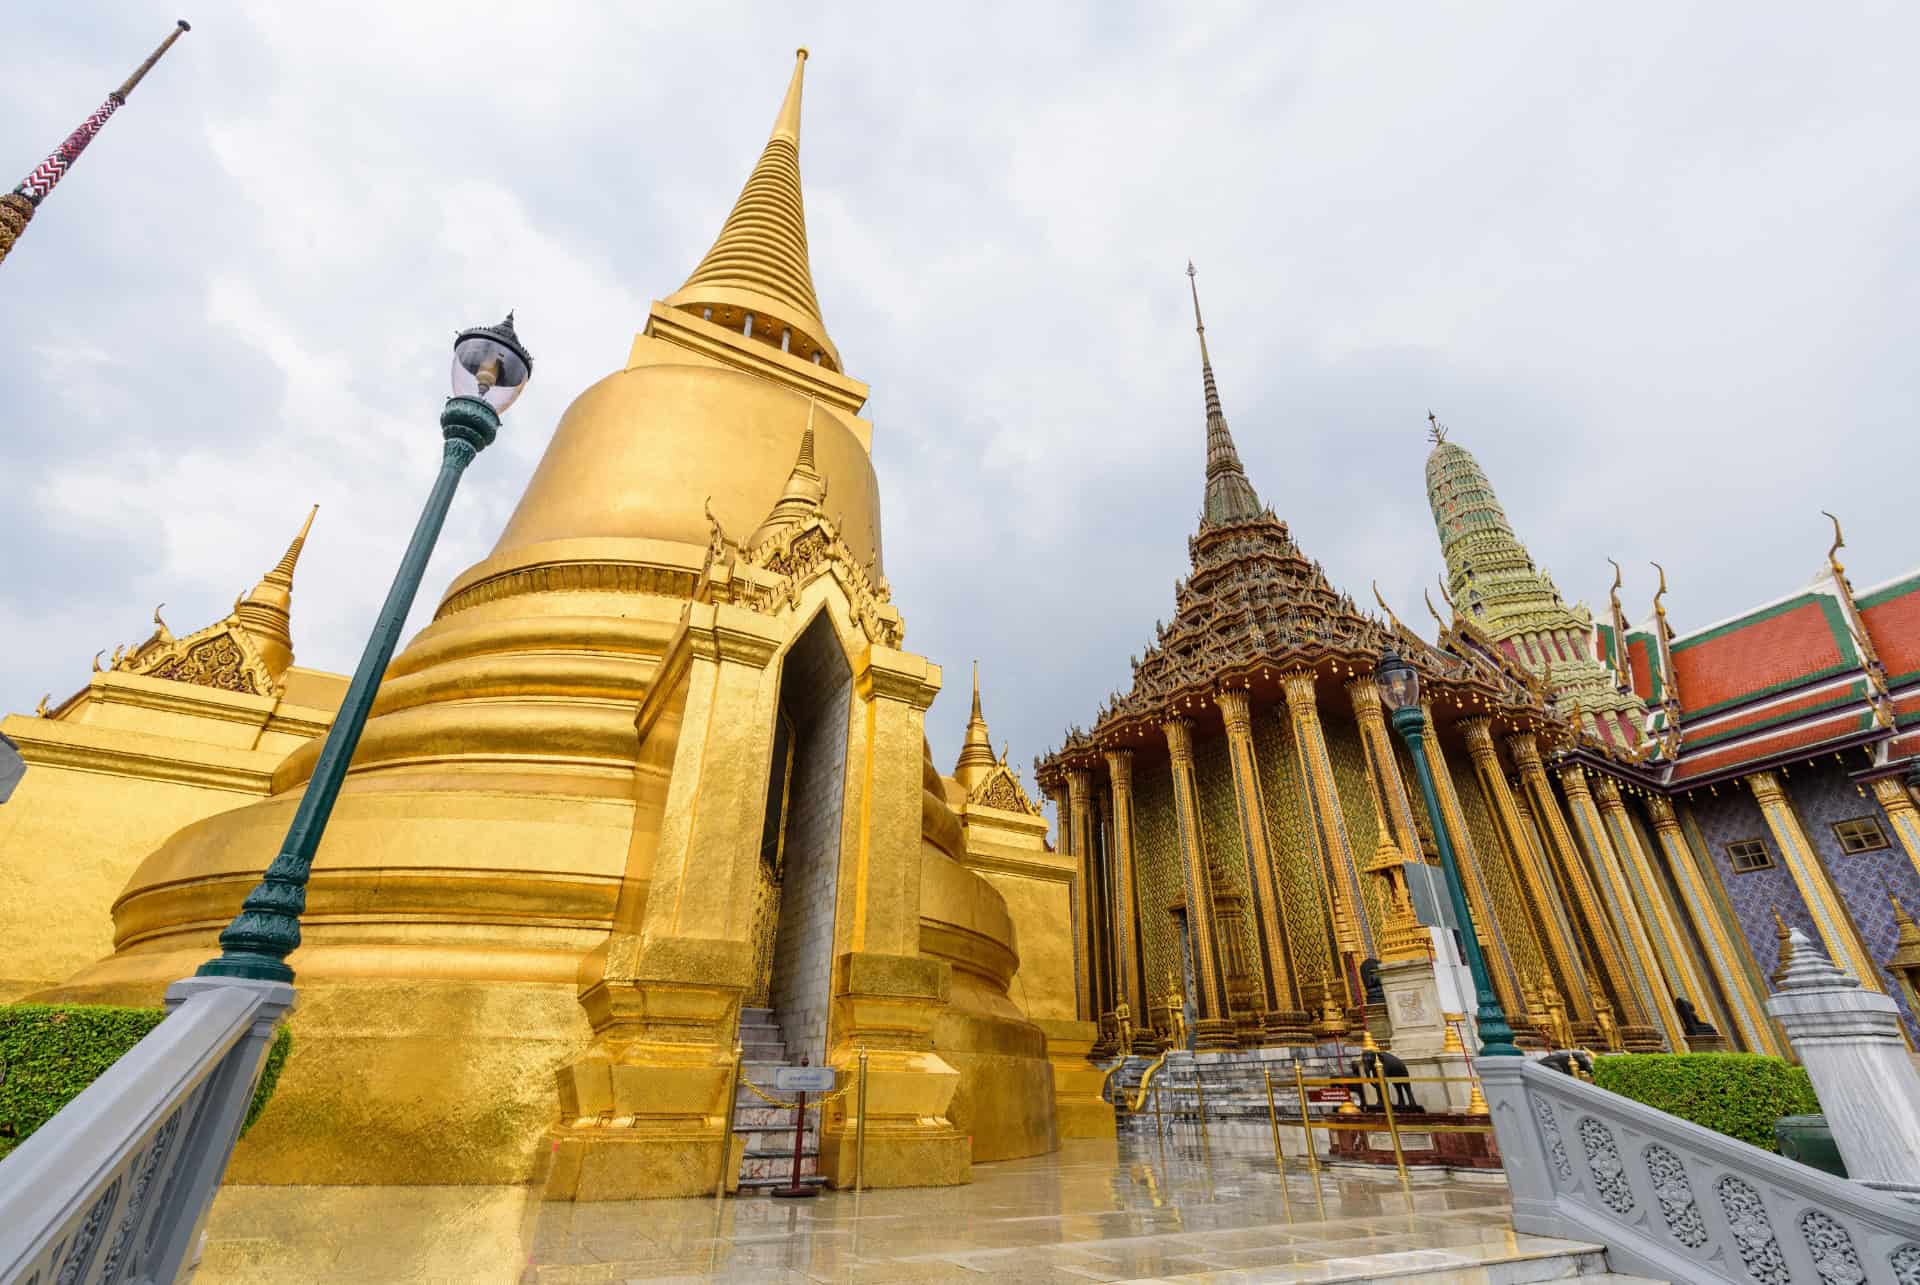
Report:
1373,648,1521,1058
198,315,533,983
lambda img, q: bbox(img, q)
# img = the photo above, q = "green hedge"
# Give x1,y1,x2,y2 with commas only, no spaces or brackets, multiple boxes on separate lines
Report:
1592,1052,1819,1152
0,1004,292,1160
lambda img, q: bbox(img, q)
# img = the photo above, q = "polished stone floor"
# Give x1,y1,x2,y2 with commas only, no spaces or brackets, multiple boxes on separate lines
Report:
196,1133,1603,1284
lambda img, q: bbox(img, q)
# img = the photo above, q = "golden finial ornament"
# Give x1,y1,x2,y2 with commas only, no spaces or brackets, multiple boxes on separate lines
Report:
1822,510,1846,577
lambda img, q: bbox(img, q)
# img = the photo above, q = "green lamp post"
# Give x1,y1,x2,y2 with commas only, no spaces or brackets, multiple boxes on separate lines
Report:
1373,647,1521,1058
198,315,533,984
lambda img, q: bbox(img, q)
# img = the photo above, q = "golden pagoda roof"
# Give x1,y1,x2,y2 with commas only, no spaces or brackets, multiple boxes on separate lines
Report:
663,49,840,372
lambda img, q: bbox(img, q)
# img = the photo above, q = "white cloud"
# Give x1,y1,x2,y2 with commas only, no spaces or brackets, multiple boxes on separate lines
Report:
4,0,1917,785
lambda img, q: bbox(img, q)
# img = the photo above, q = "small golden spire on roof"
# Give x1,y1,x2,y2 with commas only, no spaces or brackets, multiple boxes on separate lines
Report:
1427,410,1448,445
955,658,997,791
749,407,828,550
234,504,317,681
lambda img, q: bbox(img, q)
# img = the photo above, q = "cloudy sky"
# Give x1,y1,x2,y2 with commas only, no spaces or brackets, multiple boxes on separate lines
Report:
4,3,1916,797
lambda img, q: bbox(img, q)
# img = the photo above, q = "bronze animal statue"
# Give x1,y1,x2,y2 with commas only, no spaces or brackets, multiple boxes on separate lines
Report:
1351,1048,1421,1111
1540,1049,1595,1079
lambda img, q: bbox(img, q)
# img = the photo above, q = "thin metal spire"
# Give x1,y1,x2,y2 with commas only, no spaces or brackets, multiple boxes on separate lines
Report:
1186,261,1261,525
0,20,191,267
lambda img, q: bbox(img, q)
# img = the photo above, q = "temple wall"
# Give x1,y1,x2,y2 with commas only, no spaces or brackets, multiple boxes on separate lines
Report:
1781,761,1920,1038
1129,753,1181,1015
1191,730,1261,992
1322,714,1389,944
1688,786,1813,981
1446,750,1549,991
1252,708,1337,997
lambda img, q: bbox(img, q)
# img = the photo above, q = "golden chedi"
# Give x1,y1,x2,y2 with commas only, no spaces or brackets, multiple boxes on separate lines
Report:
41,49,1059,1196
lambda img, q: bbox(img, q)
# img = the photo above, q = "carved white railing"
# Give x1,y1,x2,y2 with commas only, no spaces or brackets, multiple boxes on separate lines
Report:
1481,1057,1920,1284
0,978,292,1285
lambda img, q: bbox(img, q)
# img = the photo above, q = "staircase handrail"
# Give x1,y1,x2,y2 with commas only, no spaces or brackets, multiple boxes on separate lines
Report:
0,977,292,1285
1480,1055,1920,1284
1125,1051,1171,1114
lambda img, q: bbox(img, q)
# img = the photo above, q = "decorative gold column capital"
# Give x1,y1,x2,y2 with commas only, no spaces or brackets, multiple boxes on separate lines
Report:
1280,669,1318,709
1873,776,1916,812
1103,747,1134,790
1507,730,1544,774
1066,766,1093,805
1592,775,1625,808
1645,794,1679,829
1556,763,1595,801
1215,687,1254,736
1345,675,1383,716
1460,715,1498,757
1746,770,1787,805
1162,716,1196,764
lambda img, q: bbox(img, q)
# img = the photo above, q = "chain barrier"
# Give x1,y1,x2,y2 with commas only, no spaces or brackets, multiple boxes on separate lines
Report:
737,1074,856,1113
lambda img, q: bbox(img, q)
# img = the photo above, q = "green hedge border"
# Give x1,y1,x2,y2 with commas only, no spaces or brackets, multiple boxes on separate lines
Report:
1592,1052,1819,1152
0,1004,292,1160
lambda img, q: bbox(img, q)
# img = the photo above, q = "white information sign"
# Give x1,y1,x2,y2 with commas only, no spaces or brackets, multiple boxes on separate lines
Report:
771,1065,835,1093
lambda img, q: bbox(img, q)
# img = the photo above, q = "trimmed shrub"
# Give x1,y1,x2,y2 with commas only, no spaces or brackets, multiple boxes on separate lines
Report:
1592,1052,1819,1152
0,1004,292,1159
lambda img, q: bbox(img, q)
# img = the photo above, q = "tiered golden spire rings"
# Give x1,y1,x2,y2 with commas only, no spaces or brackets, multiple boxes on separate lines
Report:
664,49,839,370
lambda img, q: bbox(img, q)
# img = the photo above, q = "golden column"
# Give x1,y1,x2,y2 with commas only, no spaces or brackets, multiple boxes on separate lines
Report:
1414,706,1531,1024
1746,771,1882,991
1593,777,1717,1031
1162,717,1236,1048
1347,680,1423,860
1066,768,1101,1022
1872,776,1920,886
1347,678,1436,964
1281,671,1372,996
1644,795,1785,1056
1559,766,1683,1050
1045,782,1088,1021
1215,688,1312,1042
1461,719,1595,1026
1104,749,1150,1052
1507,732,1649,1036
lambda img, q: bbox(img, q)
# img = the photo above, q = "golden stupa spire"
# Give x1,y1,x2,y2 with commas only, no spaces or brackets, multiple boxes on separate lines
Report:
954,659,997,791
233,504,317,680
748,410,828,549
663,49,839,372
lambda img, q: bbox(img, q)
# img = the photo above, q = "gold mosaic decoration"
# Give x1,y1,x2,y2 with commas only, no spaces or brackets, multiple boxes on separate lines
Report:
1193,732,1262,1007
1252,708,1339,996
1129,752,1182,1034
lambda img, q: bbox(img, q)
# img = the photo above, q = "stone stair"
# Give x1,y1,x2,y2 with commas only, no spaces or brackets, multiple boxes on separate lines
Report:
733,1007,827,1192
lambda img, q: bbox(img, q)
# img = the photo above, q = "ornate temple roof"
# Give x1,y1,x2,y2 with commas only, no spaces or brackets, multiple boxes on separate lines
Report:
1038,279,1549,782
662,49,840,371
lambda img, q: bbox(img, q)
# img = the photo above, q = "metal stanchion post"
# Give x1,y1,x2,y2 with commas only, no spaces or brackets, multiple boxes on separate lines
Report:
855,1046,870,1193
1375,1060,1413,1212
1193,1062,1211,1162
1292,1062,1326,1220
1264,1068,1294,1221
1153,1076,1165,1136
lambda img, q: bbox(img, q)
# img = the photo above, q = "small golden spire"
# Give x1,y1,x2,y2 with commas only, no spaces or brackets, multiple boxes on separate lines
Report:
748,411,828,550
234,504,318,682
1770,908,1795,988
954,658,997,791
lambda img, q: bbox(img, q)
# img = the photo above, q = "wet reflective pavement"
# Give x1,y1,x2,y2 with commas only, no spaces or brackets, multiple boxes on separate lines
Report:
196,1132,1602,1283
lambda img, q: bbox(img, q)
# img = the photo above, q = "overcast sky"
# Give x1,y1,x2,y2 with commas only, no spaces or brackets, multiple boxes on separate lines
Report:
4,3,1916,801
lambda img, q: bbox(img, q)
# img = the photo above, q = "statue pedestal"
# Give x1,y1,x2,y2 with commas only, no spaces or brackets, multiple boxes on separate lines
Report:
1034,1018,1116,1139
1378,956,1448,1059
1379,956,1476,1113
